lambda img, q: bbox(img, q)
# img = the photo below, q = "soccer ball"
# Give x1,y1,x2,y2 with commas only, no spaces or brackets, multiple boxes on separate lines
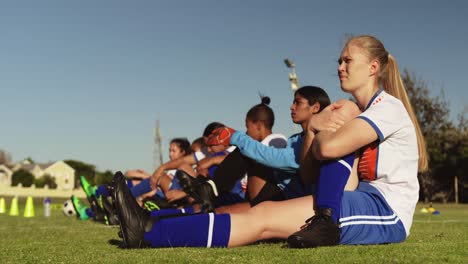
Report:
63,200,76,217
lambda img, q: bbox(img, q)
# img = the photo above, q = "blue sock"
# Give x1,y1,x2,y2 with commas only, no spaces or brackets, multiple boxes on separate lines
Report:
129,178,153,197
150,206,195,218
316,153,354,223
85,208,95,218
126,179,134,188
144,213,231,248
96,185,109,198
155,188,165,199
168,177,181,190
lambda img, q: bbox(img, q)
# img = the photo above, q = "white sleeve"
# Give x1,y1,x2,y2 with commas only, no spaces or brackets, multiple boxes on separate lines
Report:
358,98,407,142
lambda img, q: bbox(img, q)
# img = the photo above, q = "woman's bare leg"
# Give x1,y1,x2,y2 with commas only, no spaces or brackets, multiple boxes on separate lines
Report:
227,195,314,247
215,202,251,214
178,163,197,177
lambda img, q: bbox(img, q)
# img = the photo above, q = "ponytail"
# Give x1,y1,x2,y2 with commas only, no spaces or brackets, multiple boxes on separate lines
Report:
383,54,428,172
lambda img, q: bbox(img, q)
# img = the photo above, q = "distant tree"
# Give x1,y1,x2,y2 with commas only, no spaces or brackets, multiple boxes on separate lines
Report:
34,174,58,189
95,170,114,185
403,69,467,202
12,169,34,187
64,160,97,188
24,157,35,163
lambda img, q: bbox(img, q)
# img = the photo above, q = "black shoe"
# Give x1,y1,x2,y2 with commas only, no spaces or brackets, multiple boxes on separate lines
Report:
89,195,107,222
113,171,153,249
100,195,120,226
176,170,216,212
287,208,340,248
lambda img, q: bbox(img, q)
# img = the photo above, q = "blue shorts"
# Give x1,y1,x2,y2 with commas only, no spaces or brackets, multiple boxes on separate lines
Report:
339,182,406,245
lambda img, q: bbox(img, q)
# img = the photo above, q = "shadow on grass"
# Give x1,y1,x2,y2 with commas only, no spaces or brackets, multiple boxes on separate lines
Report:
108,239,124,248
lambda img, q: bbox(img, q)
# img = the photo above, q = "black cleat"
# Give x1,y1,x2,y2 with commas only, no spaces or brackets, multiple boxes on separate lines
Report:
176,170,216,213
287,208,340,248
113,171,153,249
100,195,120,226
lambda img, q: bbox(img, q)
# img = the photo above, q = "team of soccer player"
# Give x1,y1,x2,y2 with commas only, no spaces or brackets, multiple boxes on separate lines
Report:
72,35,428,249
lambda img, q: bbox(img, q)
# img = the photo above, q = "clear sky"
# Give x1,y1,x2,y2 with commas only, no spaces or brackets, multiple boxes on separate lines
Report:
1,0,467,173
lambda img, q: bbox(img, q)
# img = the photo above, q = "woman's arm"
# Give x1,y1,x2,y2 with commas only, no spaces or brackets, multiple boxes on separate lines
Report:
197,154,227,170
150,154,196,189
310,100,376,160
300,129,320,185
230,132,301,171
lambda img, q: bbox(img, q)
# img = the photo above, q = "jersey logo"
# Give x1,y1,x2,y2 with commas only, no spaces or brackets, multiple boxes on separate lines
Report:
372,94,384,107
358,142,379,181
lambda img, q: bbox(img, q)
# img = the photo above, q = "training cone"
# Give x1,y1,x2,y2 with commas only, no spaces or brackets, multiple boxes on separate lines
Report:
9,197,19,216
24,196,35,218
420,208,428,213
0,197,6,214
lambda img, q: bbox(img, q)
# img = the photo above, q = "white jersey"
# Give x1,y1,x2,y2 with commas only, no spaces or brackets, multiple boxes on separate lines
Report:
166,169,177,178
261,133,288,148
357,90,419,236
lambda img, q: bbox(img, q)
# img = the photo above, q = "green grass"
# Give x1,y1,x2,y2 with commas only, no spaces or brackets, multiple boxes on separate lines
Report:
0,197,467,263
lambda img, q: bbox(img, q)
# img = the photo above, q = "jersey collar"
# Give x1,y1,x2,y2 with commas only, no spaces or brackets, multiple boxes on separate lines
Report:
365,89,384,110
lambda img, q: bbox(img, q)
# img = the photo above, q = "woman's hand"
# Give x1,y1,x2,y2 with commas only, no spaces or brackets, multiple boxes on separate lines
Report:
207,127,236,146
307,102,346,133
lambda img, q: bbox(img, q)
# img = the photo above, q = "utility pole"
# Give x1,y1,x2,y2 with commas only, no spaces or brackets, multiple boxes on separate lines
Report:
153,120,163,170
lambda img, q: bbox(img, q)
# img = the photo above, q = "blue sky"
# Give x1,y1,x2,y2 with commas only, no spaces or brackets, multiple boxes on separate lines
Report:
1,1,467,173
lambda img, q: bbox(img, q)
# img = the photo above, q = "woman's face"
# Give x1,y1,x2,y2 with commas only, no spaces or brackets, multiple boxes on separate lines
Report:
169,143,185,160
338,43,372,93
245,119,262,141
290,94,314,125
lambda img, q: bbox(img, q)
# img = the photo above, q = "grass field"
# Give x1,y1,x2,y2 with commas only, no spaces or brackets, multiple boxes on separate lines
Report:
0,197,467,264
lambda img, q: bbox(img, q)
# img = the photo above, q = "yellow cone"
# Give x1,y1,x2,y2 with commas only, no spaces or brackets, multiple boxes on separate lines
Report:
9,197,19,216
24,196,35,218
0,197,5,213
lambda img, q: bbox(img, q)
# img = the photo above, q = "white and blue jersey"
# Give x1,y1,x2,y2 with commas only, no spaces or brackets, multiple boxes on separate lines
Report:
339,90,419,244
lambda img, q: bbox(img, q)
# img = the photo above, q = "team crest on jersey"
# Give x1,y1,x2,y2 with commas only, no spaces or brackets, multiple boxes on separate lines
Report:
358,142,379,181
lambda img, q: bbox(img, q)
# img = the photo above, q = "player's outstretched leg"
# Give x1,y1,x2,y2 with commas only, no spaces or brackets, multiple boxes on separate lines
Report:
113,171,153,248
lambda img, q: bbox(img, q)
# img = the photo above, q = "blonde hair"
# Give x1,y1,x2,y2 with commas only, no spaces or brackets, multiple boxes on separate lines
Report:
346,35,428,172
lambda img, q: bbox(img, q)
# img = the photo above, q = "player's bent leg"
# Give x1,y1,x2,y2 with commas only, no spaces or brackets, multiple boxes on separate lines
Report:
227,196,314,247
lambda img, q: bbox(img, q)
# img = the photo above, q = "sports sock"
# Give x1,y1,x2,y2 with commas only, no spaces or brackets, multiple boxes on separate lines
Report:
168,176,181,190
96,185,110,198
126,179,134,188
150,206,195,218
316,153,354,223
129,178,153,197
155,188,165,199
85,208,95,218
144,213,231,248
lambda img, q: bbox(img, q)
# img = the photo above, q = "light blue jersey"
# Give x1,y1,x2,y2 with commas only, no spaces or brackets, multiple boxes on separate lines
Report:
230,131,310,198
